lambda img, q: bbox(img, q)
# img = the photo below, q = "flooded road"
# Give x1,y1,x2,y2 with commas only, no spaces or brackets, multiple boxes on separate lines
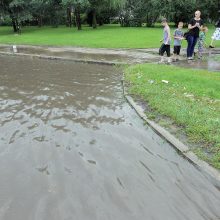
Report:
0,55,220,220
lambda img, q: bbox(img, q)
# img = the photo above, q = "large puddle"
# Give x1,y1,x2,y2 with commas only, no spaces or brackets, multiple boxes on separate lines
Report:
174,53,220,72
0,45,158,64
0,55,220,220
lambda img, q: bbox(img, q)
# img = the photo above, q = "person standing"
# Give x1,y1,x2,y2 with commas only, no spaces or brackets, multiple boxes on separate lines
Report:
209,19,220,48
173,21,184,61
159,18,172,63
186,11,204,60
198,26,208,58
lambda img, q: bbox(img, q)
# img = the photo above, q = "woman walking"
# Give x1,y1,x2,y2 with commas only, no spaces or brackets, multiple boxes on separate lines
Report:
209,19,220,48
186,11,204,60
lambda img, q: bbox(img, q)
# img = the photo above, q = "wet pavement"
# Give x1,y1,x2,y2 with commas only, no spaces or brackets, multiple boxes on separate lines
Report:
0,45,159,64
173,53,220,72
0,55,220,220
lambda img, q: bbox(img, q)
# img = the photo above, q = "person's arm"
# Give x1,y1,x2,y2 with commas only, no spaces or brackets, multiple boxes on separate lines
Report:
199,20,204,31
174,34,182,40
173,30,179,39
188,19,197,30
165,27,171,44
188,23,197,30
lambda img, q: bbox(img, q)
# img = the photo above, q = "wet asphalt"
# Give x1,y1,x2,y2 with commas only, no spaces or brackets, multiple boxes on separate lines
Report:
0,55,220,220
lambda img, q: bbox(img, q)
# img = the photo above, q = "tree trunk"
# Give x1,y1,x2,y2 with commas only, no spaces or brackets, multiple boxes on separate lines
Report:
92,9,97,29
11,18,20,33
38,16,43,27
66,7,72,27
75,5,81,30
12,18,18,32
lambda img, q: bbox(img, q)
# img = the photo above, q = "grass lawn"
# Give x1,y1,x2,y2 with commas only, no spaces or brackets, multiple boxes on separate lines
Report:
125,64,220,169
0,24,220,48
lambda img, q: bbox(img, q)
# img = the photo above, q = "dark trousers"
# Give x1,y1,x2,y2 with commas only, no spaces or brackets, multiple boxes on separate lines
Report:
187,35,198,58
159,44,171,57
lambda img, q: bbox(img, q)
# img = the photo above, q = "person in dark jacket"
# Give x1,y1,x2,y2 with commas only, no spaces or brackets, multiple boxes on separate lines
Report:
209,19,220,48
186,11,204,60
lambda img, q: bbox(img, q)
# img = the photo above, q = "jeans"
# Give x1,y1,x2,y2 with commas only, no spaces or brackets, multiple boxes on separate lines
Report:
187,35,198,58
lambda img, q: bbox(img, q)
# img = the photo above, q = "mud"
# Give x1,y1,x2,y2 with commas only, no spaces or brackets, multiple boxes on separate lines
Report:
0,55,220,220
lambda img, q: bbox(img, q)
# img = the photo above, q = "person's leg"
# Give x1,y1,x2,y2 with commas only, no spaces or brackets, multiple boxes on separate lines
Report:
209,38,215,48
177,46,181,60
210,29,217,48
190,36,198,58
187,35,193,58
159,44,166,62
173,46,177,61
166,45,171,63
198,44,203,58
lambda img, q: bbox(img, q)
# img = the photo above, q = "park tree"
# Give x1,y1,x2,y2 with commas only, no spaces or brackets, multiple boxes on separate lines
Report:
198,0,220,22
62,0,89,30
0,0,32,32
87,0,102,28
30,0,50,27
119,0,162,27
48,0,63,27
87,0,125,28
168,0,197,26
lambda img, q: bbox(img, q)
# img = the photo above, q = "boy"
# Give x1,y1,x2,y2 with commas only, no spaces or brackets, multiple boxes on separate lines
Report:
173,22,184,61
198,26,208,58
159,18,171,63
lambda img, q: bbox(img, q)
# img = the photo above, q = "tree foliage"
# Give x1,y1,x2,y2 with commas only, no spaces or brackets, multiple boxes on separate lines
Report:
0,0,219,31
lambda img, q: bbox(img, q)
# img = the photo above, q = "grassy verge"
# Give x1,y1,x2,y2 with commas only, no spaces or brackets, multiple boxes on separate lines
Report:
0,24,219,48
125,64,220,169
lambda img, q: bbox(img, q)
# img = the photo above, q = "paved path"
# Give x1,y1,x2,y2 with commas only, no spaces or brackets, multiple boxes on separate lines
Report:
0,55,220,220
0,44,159,64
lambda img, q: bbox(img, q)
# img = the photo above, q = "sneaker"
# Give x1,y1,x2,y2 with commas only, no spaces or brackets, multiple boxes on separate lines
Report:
187,57,193,60
209,45,215,48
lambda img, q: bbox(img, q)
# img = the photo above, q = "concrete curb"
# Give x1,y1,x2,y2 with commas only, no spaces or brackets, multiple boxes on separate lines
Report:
122,78,220,184
0,51,127,66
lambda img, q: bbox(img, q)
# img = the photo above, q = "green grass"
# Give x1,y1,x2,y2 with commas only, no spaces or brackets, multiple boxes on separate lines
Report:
125,64,220,169
0,24,220,48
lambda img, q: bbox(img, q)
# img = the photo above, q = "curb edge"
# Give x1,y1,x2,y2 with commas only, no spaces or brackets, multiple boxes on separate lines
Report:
122,78,220,184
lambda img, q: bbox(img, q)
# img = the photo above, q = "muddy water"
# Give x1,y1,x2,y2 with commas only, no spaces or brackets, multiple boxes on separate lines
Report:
174,54,220,72
0,55,220,220
0,45,159,64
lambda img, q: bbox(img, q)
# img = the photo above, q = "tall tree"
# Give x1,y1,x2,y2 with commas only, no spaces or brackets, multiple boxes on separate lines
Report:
1,0,32,32
30,0,50,27
88,0,125,28
62,0,88,30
